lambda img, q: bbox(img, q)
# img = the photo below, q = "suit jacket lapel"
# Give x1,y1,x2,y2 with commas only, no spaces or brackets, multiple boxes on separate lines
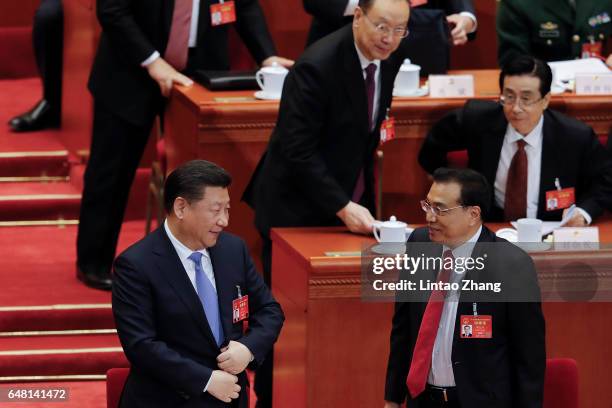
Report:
342,29,370,139
538,112,558,218
208,243,234,347
153,228,219,347
480,110,507,187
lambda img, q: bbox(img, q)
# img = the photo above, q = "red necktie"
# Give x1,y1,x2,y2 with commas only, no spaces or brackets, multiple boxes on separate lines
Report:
406,250,454,398
164,0,192,71
504,139,528,221
351,63,377,203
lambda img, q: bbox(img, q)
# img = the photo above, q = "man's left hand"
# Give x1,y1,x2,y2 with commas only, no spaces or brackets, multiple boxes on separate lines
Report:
606,54,612,69
446,14,475,46
562,208,588,227
262,56,294,68
217,341,253,375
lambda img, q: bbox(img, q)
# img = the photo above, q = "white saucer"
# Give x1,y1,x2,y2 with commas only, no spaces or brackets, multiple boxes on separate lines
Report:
254,90,281,100
496,228,518,242
393,87,429,97
515,242,553,252
550,84,566,95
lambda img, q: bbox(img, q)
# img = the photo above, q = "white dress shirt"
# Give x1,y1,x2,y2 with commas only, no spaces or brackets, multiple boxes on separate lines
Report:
428,225,482,387
142,0,201,66
354,44,381,131
494,118,591,223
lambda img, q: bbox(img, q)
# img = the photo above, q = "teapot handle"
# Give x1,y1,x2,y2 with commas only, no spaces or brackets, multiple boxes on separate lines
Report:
255,70,265,90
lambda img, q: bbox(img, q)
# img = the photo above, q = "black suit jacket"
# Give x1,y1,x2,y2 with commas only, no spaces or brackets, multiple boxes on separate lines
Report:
242,25,406,237
112,228,284,408
385,226,546,407
89,0,276,127
303,0,476,46
419,99,612,221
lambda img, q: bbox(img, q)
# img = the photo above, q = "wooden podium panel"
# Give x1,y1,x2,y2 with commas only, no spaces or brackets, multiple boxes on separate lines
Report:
271,224,612,408
165,70,612,266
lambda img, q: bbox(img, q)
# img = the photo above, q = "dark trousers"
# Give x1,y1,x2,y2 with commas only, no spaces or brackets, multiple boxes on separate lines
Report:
34,0,63,120
254,234,273,407
417,385,461,408
76,103,153,271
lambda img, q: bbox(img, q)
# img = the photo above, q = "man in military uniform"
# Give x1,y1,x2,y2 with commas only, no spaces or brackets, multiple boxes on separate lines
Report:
497,0,612,67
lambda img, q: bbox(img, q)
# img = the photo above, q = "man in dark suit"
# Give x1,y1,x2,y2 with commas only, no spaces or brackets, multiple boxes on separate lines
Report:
8,0,63,132
113,160,284,408
76,0,292,290
384,167,545,408
243,0,409,404
303,0,476,46
419,55,612,225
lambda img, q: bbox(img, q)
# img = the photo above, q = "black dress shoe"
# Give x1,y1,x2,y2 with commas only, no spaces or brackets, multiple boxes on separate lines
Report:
8,99,60,132
77,264,112,291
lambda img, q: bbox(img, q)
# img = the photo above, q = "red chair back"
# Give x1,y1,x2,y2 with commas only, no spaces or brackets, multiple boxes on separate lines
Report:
544,358,578,408
106,367,130,408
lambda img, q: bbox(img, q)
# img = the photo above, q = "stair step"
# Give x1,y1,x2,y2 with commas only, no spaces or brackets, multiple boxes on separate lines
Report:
0,305,114,333
0,150,70,178
0,181,81,221
0,334,128,378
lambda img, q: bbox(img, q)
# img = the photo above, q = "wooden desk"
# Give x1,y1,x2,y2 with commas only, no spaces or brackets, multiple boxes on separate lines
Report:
270,224,612,408
165,70,612,266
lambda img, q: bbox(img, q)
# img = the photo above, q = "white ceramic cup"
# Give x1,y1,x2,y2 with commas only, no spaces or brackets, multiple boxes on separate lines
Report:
393,59,421,94
373,216,409,243
255,64,288,97
516,218,543,242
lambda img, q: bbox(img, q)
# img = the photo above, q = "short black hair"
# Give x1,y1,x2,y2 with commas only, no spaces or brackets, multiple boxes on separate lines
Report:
432,167,491,219
499,55,552,97
358,0,410,12
163,160,232,213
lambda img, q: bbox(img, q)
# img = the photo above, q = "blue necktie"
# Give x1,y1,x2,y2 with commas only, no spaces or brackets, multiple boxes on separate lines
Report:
188,252,223,346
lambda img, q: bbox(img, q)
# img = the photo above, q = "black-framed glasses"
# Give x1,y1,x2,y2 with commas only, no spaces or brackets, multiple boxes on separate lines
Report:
420,200,465,217
499,93,545,109
362,11,409,38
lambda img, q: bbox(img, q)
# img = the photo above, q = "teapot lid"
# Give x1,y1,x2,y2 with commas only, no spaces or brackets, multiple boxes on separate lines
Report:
399,58,421,72
260,61,289,74
382,215,407,227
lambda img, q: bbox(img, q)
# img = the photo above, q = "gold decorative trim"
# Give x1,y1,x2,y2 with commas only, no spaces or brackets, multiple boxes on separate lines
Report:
0,194,81,201
0,176,69,183
0,304,111,312
0,220,79,227
0,374,106,382
0,329,117,338
0,347,123,356
0,150,68,159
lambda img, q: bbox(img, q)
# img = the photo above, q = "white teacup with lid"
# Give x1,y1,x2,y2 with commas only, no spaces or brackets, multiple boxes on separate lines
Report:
255,62,288,98
393,59,421,96
373,215,410,243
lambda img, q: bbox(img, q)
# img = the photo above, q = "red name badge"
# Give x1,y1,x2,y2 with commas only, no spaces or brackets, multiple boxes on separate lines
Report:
545,187,575,211
460,315,492,339
581,41,603,59
210,1,236,26
410,0,428,6
379,116,396,144
232,295,249,323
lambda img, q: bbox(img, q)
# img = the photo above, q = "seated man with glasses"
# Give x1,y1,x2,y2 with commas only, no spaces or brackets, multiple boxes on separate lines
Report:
418,55,612,226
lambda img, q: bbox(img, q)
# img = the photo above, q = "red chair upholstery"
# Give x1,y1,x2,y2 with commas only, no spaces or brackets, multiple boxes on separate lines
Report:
106,367,130,408
544,358,578,408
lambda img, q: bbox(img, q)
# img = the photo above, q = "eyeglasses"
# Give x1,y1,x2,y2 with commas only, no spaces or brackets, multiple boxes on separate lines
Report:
499,93,545,109
362,12,409,38
420,200,465,217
